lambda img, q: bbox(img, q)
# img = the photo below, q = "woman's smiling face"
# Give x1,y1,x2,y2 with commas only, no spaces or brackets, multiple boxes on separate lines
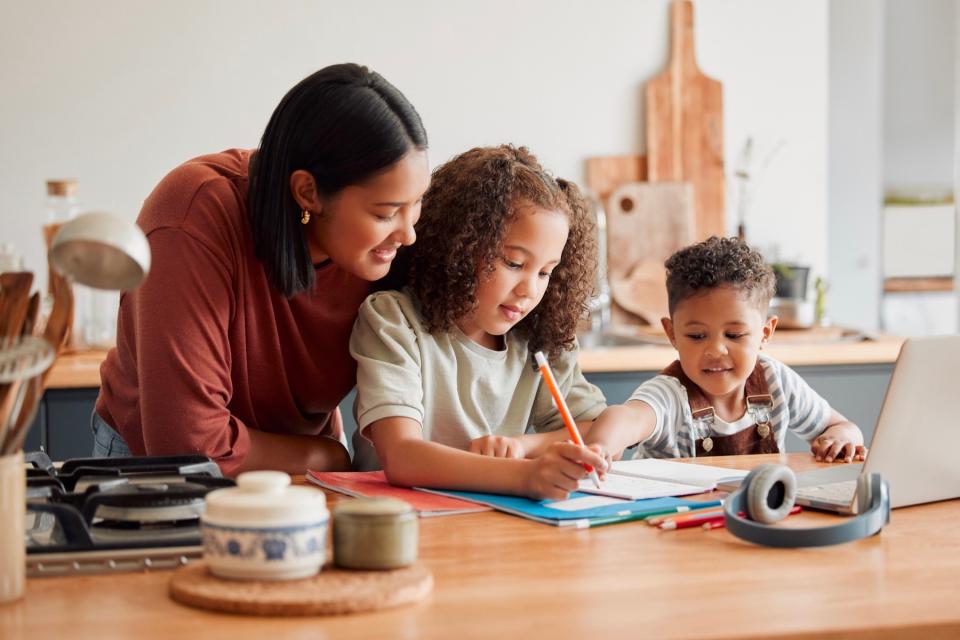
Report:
308,148,430,281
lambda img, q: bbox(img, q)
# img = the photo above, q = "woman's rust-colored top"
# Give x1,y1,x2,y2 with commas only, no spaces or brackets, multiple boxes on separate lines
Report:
96,149,371,475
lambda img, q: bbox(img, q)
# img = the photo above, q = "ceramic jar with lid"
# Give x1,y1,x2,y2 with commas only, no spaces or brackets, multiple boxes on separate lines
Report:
333,497,418,570
202,471,328,580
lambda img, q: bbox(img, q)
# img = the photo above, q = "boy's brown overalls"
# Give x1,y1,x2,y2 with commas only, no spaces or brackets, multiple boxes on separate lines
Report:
660,361,779,456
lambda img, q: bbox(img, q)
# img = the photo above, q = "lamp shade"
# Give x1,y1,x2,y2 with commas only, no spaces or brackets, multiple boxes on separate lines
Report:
49,212,151,290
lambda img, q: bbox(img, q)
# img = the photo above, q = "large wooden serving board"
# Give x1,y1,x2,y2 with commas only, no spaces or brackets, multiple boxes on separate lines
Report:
646,0,725,240
169,561,432,616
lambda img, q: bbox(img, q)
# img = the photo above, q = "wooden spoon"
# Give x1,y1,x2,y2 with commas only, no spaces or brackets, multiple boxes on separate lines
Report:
0,272,34,339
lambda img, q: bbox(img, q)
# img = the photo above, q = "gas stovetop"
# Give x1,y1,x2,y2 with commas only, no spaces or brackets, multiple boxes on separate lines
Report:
25,452,234,576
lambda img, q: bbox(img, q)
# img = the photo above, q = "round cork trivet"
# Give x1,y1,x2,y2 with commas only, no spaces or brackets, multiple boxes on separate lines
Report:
169,561,432,616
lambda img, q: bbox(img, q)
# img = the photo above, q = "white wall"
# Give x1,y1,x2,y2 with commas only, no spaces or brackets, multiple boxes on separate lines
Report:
956,1,960,327
884,0,956,189
827,0,885,331
0,0,828,294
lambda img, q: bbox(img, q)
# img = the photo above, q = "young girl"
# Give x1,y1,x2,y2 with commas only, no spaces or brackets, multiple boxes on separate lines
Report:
350,145,609,500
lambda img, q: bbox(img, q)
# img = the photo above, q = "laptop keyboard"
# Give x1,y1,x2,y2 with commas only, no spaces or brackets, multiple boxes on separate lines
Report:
796,480,857,505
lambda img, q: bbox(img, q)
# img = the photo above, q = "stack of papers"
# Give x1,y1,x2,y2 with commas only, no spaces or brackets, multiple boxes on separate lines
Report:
418,487,717,527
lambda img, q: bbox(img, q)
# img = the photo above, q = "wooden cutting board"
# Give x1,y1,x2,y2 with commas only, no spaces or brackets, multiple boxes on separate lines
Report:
606,182,694,325
585,155,647,203
646,0,725,241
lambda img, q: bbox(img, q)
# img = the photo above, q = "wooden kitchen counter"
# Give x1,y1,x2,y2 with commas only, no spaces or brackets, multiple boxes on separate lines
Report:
46,335,904,389
579,334,904,373
44,349,110,389
3,453,958,639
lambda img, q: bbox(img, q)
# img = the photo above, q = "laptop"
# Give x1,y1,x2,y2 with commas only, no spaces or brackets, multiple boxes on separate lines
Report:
724,335,960,515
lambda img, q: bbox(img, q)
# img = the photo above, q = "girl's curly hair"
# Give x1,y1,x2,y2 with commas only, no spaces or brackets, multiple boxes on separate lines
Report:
664,236,776,314
406,145,596,357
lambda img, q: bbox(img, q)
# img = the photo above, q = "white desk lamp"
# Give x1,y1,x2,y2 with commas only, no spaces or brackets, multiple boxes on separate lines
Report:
49,211,151,290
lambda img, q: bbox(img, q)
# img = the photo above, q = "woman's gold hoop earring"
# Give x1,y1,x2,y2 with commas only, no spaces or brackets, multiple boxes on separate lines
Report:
301,209,311,225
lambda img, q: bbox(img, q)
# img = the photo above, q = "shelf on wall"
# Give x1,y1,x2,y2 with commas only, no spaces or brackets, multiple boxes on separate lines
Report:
883,276,955,293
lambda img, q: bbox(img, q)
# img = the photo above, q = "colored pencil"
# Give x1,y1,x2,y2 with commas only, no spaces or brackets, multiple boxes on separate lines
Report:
575,512,653,528
700,506,802,530
646,502,725,526
642,500,724,525
660,513,726,530
660,505,804,531
649,507,723,525
533,351,600,488
652,508,725,527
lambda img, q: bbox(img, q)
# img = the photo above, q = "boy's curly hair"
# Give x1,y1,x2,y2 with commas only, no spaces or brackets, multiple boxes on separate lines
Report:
665,236,776,315
407,145,597,357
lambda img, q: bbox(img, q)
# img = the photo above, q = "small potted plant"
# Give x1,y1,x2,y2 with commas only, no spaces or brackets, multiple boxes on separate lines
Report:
771,262,810,300
768,261,814,329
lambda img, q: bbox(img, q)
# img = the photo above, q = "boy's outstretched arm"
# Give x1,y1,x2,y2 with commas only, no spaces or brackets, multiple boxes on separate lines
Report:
810,409,867,463
584,400,658,458
470,421,603,460
369,417,609,501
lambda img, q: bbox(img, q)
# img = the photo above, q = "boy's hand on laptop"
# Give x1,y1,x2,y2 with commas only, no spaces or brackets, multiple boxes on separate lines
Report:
522,442,609,501
811,423,867,463
469,435,525,459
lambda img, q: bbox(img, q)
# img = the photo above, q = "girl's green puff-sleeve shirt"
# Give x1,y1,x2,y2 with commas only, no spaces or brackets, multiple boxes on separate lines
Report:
349,289,607,471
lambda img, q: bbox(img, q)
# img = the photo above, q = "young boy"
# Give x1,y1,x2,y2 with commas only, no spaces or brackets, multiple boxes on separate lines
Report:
586,237,866,463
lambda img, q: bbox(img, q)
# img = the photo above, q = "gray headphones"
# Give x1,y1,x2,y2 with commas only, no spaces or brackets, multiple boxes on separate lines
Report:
722,464,890,547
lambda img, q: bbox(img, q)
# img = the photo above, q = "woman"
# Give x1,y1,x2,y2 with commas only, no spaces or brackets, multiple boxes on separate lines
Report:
93,63,430,476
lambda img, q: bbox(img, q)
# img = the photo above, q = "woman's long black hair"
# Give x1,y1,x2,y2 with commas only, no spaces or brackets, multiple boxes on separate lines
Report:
248,63,427,296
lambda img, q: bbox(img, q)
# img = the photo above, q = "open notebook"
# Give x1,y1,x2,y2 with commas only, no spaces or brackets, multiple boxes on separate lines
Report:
576,459,749,500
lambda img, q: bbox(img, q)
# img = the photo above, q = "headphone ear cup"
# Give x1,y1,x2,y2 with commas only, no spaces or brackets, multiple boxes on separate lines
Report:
855,471,874,514
745,464,797,524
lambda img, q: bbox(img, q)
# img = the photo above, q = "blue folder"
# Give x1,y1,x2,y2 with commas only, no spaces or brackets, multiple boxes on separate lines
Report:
417,488,706,526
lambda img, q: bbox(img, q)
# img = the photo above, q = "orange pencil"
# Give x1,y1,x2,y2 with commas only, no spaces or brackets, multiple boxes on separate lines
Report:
533,351,601,488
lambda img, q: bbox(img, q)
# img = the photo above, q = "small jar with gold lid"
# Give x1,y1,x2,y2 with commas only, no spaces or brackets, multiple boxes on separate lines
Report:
333,497,417,570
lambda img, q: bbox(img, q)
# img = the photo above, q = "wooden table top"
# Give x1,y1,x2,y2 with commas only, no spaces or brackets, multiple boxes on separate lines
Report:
46,334,903,389
3,453,958,639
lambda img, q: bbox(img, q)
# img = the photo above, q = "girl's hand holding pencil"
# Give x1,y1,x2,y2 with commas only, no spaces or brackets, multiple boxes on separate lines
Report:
522,441,610,501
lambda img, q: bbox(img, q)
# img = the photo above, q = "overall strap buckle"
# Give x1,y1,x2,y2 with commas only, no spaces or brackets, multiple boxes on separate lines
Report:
692,406,716,426
692,407,717,451
746,394,774,437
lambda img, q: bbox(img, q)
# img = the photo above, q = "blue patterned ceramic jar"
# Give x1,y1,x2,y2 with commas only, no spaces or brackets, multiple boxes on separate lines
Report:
202,471,328,580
